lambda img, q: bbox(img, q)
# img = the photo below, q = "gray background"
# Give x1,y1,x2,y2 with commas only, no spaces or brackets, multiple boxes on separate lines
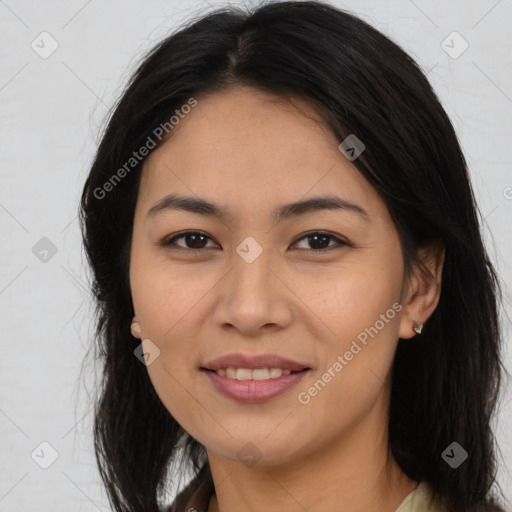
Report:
1,0,511,510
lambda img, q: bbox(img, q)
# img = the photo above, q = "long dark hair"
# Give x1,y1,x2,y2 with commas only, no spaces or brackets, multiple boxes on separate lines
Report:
79,2,509,511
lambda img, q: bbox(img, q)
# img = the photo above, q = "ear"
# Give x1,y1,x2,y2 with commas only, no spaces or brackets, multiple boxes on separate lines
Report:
398,241,445,339
130,316,142,339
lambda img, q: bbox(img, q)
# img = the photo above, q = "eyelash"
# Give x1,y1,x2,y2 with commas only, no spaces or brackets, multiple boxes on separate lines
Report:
159,230,349,254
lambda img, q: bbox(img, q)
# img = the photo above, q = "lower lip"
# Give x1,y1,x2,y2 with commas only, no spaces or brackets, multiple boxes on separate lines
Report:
201,369,311,403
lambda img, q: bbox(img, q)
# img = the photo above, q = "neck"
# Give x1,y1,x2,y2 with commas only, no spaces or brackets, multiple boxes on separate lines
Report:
206,389,417,512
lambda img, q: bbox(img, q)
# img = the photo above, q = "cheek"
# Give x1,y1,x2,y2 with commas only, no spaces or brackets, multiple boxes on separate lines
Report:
285,257,402,341
145,363,209,443
295,310,399,439
290,258,402,404
129,258,214,423
130,252,215,340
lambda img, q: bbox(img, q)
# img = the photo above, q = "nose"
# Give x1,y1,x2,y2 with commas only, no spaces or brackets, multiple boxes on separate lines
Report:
213,250,294,337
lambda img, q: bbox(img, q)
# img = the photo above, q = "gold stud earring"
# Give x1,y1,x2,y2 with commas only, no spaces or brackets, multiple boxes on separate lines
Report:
412,321,423,335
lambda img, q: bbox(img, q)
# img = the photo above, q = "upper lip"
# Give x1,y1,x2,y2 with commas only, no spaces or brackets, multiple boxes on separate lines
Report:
202,353,311,372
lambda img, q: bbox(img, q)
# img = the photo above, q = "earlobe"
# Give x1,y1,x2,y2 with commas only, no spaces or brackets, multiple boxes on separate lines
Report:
131,316,142,339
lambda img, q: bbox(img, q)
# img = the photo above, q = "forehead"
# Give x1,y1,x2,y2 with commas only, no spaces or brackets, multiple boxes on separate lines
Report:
156,86,339,168
138,86,384,219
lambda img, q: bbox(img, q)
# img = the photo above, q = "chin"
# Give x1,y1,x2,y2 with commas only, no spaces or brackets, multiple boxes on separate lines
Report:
204,433,305,468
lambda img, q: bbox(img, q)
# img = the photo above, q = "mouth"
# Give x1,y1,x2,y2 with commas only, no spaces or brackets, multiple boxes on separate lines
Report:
200,366,311,402
200,353,312,402
201,367,310,380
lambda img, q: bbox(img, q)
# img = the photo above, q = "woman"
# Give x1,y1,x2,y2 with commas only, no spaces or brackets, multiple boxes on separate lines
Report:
79,2,509,511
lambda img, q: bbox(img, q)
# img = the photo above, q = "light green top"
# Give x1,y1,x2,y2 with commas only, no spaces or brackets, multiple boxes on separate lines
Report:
395,482,444,512
168,477,444,512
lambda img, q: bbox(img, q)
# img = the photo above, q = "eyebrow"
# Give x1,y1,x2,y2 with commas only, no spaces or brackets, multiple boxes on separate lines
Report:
145,193,369,222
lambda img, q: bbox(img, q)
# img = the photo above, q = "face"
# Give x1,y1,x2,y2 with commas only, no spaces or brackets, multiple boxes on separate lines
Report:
129,85,412,467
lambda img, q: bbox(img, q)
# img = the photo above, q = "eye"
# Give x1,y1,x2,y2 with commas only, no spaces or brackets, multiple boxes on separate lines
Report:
291,231,348,253
160,231,219,251
159,230,348,253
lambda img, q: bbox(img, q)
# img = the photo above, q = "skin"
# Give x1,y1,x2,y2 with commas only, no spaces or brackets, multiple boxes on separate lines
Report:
129,85,445,512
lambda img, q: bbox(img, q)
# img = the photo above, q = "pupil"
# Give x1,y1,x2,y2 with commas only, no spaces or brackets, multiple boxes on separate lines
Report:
187,234,207,248
310,234,329,249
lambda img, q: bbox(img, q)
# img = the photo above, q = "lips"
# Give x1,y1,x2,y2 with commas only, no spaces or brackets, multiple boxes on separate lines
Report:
201,353,311,372
202,366,311,402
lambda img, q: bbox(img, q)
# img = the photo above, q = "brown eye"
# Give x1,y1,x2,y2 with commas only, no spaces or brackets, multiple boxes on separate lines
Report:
292,231,348,252
161,231,218,251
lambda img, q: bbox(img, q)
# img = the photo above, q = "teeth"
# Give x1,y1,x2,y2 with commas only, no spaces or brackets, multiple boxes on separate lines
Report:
237,368,252,380
215,367,293,380
252,368,269,380
270,368,285,378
